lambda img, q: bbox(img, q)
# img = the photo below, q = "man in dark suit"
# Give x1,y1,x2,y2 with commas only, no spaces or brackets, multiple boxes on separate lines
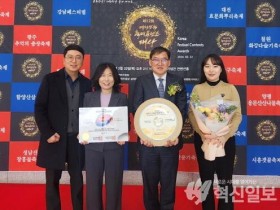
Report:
34,44,91,210
133,46,187,210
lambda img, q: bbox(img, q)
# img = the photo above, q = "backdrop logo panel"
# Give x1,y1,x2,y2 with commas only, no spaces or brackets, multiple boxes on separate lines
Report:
13,55,51,82
247,116,279,145
13,25,52,54
246,27,280,56
247,146,280,175
11,113,39,141
0,54,13,82
14,0,52,25
0,0,15,25
11,83,40,112
247,85,280,115
9,141,42,171
247,56,280,85
52,0,91,26
221,56,247,85
0,112,11,142
206,0,246,27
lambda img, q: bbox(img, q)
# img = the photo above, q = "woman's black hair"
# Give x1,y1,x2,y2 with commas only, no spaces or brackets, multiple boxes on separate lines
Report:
199,54,228,84
91,63,121,92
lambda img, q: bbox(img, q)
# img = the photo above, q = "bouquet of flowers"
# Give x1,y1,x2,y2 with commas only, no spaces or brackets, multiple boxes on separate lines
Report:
190,92,238,161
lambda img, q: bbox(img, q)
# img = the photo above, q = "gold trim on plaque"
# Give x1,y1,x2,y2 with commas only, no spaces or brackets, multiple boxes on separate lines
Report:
134,98,182,146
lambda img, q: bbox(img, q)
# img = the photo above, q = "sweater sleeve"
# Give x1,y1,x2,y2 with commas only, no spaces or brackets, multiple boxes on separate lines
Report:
223,85,242,141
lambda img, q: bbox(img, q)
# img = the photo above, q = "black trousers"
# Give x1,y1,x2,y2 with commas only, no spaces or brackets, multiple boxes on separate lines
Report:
45,133,84,210
85,148,124,210
139,145,179,210
194,132,235,210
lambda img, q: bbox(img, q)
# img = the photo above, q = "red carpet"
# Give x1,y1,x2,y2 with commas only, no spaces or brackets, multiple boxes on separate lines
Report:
0,184,279,210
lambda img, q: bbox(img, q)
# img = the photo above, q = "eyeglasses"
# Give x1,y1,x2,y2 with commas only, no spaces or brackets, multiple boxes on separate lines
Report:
151,58,169,65
65,55,83,62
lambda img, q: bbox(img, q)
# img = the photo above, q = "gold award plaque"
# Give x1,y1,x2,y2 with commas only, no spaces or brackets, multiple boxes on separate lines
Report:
134,98,182,146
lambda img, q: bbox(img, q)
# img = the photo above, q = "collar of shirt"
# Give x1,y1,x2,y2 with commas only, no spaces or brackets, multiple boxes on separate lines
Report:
65,71,80,90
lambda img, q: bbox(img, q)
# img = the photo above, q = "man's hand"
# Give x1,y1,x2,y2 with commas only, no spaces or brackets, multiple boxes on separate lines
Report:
140,139,153,147
47,133,60,143
164,138,179,147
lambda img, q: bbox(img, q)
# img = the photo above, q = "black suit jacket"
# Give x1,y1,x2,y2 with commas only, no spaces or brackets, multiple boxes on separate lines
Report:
83,90,128,152
133,72,187,149
35,68,91,169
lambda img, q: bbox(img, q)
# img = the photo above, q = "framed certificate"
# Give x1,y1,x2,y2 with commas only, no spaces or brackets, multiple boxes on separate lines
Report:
79,106,129,143
134,98,183,146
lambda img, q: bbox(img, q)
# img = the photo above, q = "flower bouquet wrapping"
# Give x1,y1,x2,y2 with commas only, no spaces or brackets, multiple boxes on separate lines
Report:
190,93,239,161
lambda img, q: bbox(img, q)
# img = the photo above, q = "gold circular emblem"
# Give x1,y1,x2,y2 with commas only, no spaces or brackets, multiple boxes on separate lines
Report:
256,60,276,81
120,6,176,59
61,30,82,47
23,1,44,21
216,31,237,52
0,32,4,47
0,90,2,100
255,2,276,23
256,120,277,141
181,118,194,140
20,116,39,137
22,58,42,78
134,98,182,146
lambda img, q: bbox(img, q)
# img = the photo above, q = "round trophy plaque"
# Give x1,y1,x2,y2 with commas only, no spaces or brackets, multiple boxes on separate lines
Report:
134,98,183,146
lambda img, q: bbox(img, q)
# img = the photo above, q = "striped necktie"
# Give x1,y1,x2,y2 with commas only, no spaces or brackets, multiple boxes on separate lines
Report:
158,78,164,98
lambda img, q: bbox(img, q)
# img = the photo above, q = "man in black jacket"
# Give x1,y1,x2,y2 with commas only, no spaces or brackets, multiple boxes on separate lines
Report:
35,44,91,210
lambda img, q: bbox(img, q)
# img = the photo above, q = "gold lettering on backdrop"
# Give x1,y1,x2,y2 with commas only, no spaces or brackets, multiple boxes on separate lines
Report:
120,6,175,59
134,20,160,49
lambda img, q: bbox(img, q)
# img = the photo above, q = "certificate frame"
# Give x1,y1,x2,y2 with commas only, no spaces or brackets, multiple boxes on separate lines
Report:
134,98,183,146
79,106,129,143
